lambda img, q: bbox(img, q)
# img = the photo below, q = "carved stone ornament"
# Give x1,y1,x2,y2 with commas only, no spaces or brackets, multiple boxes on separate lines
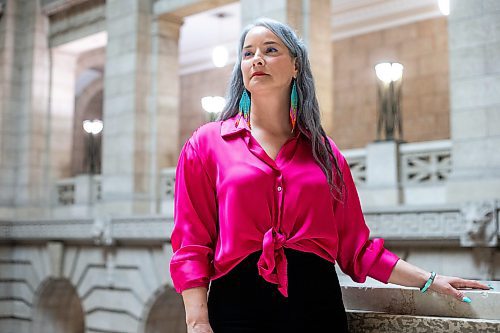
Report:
91,215,113,246
460,200,498,247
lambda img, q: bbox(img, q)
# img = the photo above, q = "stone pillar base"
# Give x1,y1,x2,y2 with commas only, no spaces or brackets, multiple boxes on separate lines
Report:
363,141,402,206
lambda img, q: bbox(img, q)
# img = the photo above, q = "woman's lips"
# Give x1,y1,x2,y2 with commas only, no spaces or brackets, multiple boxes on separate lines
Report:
251,73,268,78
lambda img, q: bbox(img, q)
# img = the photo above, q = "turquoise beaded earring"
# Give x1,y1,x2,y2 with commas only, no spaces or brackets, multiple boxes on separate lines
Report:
236,89,251,129
290,78,298,133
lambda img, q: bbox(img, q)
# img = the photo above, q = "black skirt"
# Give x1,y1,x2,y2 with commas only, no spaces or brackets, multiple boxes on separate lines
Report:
208,248,349,333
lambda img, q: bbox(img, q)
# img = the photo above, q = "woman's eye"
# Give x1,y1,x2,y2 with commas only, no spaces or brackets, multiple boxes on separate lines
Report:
267,47,278,53
243,51,253,57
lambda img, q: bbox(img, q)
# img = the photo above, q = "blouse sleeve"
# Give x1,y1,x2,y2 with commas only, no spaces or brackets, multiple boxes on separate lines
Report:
169,139,217,293
334,154,400,284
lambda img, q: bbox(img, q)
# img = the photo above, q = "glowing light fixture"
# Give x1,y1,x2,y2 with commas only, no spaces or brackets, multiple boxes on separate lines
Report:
82,119,103,175
375,62,403,84
438,0,450,16
83,119,103,134
374,63,404,141
201,96,226,114
212,46,229,68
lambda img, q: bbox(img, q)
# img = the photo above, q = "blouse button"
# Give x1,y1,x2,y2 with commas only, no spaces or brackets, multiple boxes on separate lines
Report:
277,186,282,192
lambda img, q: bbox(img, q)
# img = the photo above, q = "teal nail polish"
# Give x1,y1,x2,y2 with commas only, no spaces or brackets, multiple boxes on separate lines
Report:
462,296,472,304
488,284,494,290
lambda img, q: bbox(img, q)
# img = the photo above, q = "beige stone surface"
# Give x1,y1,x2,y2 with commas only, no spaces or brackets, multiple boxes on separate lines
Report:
347,312,500,333
179,65,232,147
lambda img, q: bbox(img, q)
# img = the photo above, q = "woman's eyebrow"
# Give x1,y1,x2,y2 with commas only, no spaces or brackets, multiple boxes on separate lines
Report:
243,41,280,49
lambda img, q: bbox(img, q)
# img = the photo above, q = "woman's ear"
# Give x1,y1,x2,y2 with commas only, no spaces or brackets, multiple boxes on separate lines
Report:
294,58,299,78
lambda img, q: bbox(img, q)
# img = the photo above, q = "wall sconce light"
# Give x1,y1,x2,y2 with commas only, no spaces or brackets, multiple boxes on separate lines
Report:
201,96,226,122
375,62,404,142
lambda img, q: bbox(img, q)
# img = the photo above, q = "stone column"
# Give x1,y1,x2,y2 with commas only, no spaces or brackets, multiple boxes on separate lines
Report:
0,0,52,217
446,1,500,202
240,0,335,133
0,0,18,217
148,14,183,213
101,0,182,215
49,49,77,180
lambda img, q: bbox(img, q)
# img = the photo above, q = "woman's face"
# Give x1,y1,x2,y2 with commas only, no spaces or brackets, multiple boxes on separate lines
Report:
240,26,297,94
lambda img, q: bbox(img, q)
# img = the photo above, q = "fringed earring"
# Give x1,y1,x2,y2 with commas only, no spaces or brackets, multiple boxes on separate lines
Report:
236,89,251,129
290,78,298,133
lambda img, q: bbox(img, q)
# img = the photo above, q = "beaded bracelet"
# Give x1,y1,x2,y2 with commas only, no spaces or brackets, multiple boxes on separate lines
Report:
420,271,436,293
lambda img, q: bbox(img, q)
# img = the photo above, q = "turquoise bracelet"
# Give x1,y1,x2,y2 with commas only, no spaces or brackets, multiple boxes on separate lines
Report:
420,271,436,293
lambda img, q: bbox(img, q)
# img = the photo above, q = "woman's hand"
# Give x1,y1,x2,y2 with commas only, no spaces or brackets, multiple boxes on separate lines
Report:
388,259,493,303
187,322,214,333
429,274,491,302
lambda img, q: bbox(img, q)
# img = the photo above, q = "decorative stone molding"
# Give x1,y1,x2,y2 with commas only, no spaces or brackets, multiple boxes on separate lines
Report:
55,175,102,206
0,219,94,241
91,215,112,245
3,204,500,248
460,200,499,247
56,179,76,205
344,140,452,188
365,203,500,247
111,216,173,242
365,206,463,241
0,217,174,244
400,140,452,186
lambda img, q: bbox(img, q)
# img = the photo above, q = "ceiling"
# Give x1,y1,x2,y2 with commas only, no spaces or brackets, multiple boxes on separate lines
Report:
55,0,446,75
179,0,445,74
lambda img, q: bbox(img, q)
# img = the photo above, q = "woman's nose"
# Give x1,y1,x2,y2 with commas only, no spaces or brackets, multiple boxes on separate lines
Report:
252,51,264,66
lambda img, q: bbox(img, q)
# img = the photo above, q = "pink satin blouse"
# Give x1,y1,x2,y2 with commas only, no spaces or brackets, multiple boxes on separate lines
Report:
170,114,399,297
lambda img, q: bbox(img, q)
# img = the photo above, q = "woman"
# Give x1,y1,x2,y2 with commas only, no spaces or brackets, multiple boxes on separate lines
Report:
170,18,490,333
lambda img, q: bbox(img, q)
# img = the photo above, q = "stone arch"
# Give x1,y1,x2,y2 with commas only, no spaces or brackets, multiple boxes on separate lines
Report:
76,47,105,79
72,77,103,176
32,278,85,333
139,285,187,333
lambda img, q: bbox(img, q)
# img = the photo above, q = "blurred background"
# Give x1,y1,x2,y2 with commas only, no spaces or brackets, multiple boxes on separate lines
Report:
0,0,499,332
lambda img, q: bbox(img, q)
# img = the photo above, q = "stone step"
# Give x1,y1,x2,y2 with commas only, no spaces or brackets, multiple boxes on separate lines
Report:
347,311,500,333
341,280,500,321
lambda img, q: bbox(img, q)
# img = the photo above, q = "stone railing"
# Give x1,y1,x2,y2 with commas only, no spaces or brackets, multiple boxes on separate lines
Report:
55,178,76,205
343,140,452,206
55,174,102,206
343,140,451,187
53,140,452,211
343,148,367,185
0,212,499,333
400,140,452,185
341,279,500,332
0,215,172,245
159,167,176,215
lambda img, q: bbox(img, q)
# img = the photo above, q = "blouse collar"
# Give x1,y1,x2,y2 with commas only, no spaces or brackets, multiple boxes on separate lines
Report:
221,114,301,140
221,114,249,138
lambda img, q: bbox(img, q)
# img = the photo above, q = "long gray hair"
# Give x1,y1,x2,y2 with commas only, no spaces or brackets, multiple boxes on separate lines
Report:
218,18,344,202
